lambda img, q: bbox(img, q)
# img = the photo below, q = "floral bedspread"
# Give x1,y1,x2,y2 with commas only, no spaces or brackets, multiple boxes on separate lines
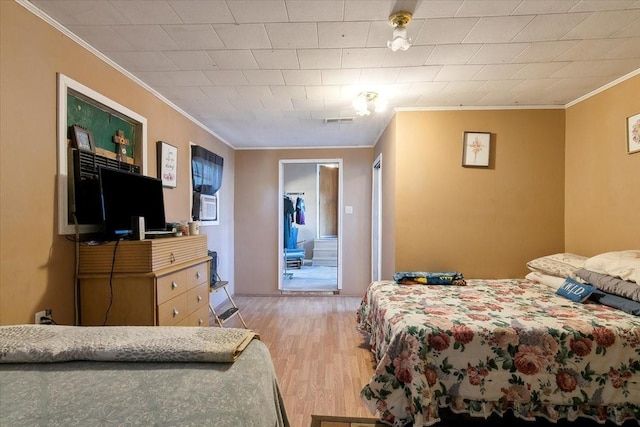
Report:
357,280,640,426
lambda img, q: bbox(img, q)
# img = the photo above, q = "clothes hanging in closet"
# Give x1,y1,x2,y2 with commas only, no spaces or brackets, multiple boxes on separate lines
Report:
295,197,306,225
283,195,295,249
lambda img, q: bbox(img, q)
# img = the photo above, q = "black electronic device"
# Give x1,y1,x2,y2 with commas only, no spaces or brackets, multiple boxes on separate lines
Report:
98,167,166,240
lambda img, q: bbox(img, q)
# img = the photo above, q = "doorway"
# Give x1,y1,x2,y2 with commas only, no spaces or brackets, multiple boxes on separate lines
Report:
372,154,382,282
279,159,342,292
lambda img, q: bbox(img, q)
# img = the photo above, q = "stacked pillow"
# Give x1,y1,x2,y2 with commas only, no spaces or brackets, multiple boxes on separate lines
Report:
525,250,640,316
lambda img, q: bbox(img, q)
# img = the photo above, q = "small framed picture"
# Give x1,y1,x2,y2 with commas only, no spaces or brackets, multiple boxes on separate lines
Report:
462,131,491,167
627,113,640,154
70,125,95,152
157,141,177,188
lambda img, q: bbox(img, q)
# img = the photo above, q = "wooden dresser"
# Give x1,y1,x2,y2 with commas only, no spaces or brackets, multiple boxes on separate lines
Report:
78,235,210,326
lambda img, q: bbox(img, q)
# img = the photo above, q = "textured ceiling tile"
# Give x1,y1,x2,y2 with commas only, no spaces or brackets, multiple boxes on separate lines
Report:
286,1,344,22
30,0,128,25
133,70,212,86
252,50,300,69
203,70,250,85
512,13,591,42
107,51,178,72
456,0,521,17
167,0,234,24
67,25,136,51
243,70,286,85
469,43,529,64
163,50,219,70
226,1,288,23
569,0,637,12
473,64,525,80
342,48,387,68
412,1,465,18
513,40,579,62
564,9,640,39
116,25,181,50
322,69,362,85
318,22,371,48
344,1,393,21
556,39,628,61
359,67,401,84
163,24,225,50
109,1,181,24
382,46,434,67
511,0,580,14
208,50,259,69
213,23,272,49
426,44,482,65
511,62,572,79
414,17,479,45
463,16,534,43
433,64,484,81
266,23,319,48
270,86,307,99
297,49,342,69
200,85,240,98
282,69,323,85
396,66,443,83
613,18,640,37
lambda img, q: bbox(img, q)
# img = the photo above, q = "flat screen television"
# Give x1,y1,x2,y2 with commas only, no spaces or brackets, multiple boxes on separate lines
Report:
98,167,166,240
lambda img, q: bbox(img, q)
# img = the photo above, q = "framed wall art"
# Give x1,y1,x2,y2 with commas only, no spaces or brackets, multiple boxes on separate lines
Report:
462,131,491,167
157,141,177,188
70,125,95,152
627,113,640,154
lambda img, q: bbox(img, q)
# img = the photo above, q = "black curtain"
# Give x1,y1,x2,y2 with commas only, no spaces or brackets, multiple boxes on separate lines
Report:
191,145,223,220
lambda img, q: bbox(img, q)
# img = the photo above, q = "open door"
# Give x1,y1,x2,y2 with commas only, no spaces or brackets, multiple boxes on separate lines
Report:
278,159,343,292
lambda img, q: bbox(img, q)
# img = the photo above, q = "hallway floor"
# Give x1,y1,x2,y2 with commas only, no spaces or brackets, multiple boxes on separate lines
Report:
281,265,338,292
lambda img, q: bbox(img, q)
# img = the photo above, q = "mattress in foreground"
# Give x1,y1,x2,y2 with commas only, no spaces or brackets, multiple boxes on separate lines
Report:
357,280,640,426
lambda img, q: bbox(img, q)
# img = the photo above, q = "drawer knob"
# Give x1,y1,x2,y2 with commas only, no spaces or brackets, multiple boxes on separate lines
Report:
196,271,201,279
198,318,203,325
172,308,179,317
197,295,202,302
170,253,176,263
171,281,178,289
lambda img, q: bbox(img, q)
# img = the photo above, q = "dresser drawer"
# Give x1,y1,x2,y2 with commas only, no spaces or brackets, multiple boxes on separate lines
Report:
157,269,187,305
186,262,208,289
177,305,209,327
187,282,209,313
157,293,188,325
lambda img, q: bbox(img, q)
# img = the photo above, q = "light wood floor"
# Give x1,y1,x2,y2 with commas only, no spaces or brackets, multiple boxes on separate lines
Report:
213,295,376,427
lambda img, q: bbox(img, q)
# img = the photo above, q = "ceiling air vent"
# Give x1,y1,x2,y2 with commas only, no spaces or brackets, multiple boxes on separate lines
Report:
324,117,354,124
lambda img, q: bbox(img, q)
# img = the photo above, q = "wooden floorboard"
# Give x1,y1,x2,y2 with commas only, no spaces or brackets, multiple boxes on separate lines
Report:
212,295,376,427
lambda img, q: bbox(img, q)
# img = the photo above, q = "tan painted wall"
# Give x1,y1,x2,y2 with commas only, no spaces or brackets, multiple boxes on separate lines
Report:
234,148,373,296
0,2,233,325
380,110,566,279
565,75,640,255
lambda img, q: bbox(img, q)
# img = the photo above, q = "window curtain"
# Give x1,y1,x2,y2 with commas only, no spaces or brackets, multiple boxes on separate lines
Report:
191,146,223,220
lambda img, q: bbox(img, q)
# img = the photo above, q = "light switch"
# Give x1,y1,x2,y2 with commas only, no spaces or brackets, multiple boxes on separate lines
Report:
345,206,353,214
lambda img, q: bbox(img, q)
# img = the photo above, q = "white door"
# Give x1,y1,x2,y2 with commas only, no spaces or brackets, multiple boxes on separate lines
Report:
371,154,382,282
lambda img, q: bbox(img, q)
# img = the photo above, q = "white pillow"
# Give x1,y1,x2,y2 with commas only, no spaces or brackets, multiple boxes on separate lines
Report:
526,253,587,278
584,250,640,284
526,271,566,290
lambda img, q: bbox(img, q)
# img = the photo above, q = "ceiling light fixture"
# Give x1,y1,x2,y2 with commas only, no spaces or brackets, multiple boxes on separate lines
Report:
353,92,386,117
387,11,412,52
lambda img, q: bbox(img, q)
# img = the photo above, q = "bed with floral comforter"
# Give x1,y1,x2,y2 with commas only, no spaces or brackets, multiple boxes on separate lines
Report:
357,280,640,426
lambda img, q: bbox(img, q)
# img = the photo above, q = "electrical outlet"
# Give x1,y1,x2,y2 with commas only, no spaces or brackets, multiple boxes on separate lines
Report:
35,309,53,324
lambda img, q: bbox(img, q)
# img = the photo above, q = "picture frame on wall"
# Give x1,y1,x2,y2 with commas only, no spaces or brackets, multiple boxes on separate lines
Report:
70,125,95,152
462,131,491,167
627,113,640,154
157,141,177,188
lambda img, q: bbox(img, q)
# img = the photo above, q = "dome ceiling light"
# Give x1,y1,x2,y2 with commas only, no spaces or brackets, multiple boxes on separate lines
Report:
353,92,387,117
387,11,412,52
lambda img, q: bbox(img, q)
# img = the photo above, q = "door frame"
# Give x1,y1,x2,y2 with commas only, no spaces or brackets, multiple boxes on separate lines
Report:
278,159,343,291
371,154,382,282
